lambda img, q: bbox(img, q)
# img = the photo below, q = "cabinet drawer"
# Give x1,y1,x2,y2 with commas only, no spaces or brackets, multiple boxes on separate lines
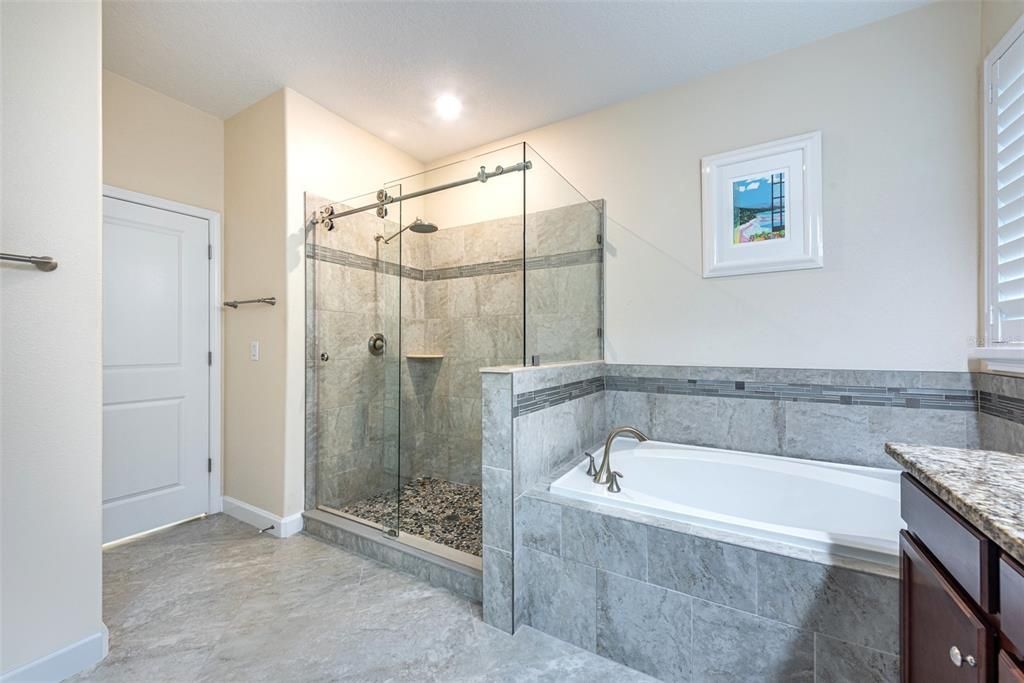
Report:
901,531,995,682
901,474,997,611
1000,651,1024,683
1002,554,1024,658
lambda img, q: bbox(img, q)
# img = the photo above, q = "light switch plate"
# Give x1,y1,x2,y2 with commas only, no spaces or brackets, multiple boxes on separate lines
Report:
249,341,260,361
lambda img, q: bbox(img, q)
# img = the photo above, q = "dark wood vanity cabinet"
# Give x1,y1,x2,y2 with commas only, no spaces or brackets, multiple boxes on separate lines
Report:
900,473,1024,682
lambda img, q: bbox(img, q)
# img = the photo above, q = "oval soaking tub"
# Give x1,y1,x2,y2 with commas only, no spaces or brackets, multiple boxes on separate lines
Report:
550,440,903,566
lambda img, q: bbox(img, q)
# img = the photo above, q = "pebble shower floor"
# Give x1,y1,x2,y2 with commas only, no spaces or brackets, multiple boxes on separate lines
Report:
340,477,482,557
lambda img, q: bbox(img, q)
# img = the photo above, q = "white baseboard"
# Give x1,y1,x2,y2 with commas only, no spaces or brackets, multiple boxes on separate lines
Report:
1,625,107,683
222,496,303,538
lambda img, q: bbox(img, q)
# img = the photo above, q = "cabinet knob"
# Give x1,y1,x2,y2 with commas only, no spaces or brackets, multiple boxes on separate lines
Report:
949,646,977,668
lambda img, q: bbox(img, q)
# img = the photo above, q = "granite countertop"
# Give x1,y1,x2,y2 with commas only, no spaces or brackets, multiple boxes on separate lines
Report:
886,442,1024,566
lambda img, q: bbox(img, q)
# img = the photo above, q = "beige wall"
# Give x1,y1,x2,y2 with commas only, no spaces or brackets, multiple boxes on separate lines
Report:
433,2,982,372
103,70,224,213
1,0,106,677
283,89,423,516
222,89,422,518
223,91,289,516
983,0,1024,58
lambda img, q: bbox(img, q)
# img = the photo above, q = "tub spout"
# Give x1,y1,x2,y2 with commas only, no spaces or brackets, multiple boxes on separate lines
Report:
594,426,648,485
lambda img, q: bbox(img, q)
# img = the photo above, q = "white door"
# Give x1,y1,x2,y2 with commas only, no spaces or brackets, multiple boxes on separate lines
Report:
102,196,210,543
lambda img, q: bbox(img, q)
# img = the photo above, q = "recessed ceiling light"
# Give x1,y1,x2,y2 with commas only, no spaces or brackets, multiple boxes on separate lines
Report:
434,94,462,121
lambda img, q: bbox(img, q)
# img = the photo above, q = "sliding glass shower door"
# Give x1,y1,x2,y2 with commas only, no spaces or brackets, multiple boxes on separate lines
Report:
309,187,401,534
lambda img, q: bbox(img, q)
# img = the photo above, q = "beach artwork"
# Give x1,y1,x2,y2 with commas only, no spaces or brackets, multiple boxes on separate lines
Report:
732,173,785,244
701,131,822,277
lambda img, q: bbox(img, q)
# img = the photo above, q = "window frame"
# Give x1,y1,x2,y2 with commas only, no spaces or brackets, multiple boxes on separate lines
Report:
982,14,1024,369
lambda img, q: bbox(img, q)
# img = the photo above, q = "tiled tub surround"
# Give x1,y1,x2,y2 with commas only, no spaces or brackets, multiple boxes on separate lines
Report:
480,361,1023,679
515,490,900,683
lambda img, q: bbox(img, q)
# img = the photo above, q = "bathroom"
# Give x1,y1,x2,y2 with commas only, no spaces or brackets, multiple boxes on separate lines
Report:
2,1,1024,682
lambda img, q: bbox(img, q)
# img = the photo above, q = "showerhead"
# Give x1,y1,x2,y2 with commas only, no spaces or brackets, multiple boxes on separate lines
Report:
407,218,438,234
377,217,439,244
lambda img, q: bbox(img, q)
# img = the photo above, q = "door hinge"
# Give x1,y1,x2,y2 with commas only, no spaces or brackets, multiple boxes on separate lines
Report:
208,351,213,366
597,233,603,245
208,457,212,474
597,327,604,338
208,244,213,260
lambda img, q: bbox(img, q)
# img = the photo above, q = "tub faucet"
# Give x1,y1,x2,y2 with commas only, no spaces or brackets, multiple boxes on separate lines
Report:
593,426,648,485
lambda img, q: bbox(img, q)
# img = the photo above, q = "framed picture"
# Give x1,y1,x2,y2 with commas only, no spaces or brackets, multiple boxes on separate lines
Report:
701,131,822,278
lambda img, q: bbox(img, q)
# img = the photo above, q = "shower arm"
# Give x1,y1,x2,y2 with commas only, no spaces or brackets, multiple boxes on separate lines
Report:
377,222,421,245
319,161,533,224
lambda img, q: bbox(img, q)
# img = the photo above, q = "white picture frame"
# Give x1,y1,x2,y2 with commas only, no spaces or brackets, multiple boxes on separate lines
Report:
701,131,823,278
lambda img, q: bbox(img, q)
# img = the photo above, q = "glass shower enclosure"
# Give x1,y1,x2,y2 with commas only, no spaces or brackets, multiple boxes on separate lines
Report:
305,142,603,567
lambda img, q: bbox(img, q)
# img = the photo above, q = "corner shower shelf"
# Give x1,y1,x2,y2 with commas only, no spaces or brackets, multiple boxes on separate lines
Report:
406,353,444,360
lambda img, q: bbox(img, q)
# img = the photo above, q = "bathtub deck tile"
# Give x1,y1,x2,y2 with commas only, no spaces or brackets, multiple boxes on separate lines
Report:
516,494,562,556
483,545,513,633
813,633,900,683
515,545,597,651
646,526,758,614
596,570,692,682
756,552,899,655
561,505,648,580
482,466,512,552
691,599,814,682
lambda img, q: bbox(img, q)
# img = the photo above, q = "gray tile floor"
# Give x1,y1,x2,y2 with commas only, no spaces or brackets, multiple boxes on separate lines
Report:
72,514,653,682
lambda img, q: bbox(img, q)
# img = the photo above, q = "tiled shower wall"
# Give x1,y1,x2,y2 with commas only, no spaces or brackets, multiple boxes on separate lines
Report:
306,197,604,510
399,202,604,488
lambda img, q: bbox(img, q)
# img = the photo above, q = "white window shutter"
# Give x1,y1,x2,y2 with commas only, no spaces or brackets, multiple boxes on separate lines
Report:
995,35,1024,343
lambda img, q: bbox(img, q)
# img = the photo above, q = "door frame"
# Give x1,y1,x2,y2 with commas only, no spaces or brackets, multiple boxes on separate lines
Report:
102,185,224,515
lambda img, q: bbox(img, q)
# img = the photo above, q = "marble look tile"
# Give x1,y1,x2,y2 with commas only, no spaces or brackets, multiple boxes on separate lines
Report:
783,403,880,467
919,371,976,391
482,374,512,469
516,494,562,556
868,406,968,451
561,505,647,580
483,546,513,633
978,412,1024,455
647,527,757,613
814,634,899,683
483,466,512,552
651,394,721,446
754,367,834,385
756,552,899,654
606,390,653,436
510,361,605,394
516,546,597,651
597,571,692,682
478,272,524,317
718,398,784,455
829,370,922,389
691,599,814,683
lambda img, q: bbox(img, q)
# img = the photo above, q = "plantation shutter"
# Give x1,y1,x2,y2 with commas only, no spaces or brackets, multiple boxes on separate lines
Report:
995,34,1024,343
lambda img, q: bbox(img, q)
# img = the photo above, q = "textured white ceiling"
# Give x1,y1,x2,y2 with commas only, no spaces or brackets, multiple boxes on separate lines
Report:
103,0,924,162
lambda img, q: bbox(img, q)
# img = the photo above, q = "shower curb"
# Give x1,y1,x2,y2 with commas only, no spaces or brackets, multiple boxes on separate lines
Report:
302,510,483,602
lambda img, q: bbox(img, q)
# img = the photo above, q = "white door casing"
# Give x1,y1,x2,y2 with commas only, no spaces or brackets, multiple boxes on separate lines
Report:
102,194,213,543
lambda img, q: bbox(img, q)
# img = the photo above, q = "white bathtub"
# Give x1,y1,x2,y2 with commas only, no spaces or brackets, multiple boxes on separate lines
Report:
550,440,903,566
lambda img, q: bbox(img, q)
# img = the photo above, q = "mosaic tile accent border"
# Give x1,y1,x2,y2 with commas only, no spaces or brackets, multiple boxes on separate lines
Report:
308,244,602,282
980,390,1024,425
513,376,605,417
308,244,423,280
605,376,978,411
512,372,1024,427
